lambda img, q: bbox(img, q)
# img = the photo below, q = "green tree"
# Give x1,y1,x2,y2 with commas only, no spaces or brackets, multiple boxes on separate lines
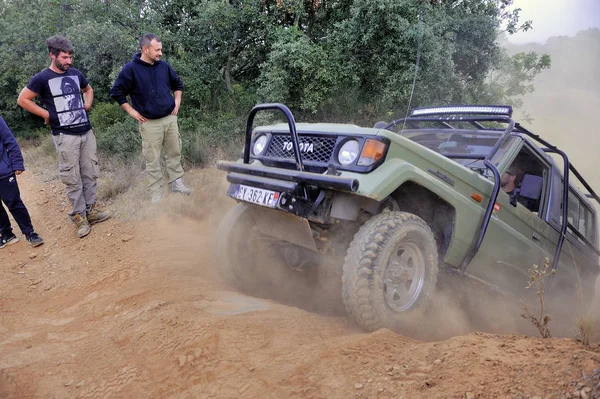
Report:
0,0,551,155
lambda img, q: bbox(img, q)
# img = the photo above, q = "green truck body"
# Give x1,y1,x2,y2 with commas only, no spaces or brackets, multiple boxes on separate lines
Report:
216,104,600,336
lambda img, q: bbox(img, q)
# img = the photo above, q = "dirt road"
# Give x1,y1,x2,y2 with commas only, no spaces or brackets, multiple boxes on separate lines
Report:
1,171,599,399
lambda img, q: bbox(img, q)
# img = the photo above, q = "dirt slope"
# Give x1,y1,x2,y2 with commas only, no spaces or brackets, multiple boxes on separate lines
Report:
1,171,599,399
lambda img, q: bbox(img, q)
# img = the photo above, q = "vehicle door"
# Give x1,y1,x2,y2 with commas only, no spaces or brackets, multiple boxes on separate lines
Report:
467,143,557,297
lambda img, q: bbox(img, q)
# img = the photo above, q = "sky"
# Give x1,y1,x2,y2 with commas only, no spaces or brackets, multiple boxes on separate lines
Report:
507,0,600,44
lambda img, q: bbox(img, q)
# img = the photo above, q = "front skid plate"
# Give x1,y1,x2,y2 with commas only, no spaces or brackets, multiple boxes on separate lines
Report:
249,205,318,251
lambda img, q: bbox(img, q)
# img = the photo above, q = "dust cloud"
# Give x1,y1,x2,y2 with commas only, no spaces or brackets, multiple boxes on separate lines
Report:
505,28,600,331
510,28,600,190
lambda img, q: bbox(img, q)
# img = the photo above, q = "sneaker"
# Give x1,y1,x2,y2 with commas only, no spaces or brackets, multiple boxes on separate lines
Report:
71,213,91,238
170,178,192,196
0,234,19,249
26,233,44,247
87,204,111,225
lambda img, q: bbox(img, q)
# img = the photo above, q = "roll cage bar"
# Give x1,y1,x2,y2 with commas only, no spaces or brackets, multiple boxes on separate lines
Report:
385,106,600,272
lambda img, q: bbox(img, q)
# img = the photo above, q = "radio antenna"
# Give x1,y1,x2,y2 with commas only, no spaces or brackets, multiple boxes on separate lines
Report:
401,3,424,132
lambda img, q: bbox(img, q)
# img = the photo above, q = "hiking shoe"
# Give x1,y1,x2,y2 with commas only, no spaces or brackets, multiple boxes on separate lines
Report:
71,213,91,238
170,178,192,196
87,204,111,225
26,233,44,247
0,234,19,249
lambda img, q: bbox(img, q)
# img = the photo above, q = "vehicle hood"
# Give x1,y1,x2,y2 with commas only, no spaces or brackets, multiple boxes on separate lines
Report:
254,122,383,137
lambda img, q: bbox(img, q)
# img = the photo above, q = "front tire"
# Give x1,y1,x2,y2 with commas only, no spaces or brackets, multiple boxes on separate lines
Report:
215,203,264,292
215,203,318,303
342,211,439,336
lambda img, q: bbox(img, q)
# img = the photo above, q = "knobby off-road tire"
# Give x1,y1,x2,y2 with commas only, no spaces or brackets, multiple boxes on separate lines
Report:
342,211,439,336
215,203,264,293
215,203,317,302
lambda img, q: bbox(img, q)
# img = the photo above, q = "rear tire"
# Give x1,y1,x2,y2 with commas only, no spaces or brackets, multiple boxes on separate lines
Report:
342,211,438,336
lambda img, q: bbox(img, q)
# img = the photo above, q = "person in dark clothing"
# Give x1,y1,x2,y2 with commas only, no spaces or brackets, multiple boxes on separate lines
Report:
0,116,44,248
110,33,191,204
17,35,110,239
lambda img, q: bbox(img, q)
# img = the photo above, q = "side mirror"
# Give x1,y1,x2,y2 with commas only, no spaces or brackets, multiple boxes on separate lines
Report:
373,121,389,129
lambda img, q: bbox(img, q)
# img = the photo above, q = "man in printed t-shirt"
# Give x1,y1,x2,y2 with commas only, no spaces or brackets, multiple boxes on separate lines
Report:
17,35,109,238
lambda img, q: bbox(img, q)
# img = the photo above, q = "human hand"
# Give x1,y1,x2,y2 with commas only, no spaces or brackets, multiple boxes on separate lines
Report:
171,104,180,116
43,110,50,125
15,170,23,175
128,108,148,123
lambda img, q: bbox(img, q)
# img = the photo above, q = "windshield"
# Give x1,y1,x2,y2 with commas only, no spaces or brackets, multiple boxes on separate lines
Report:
398,129,520,172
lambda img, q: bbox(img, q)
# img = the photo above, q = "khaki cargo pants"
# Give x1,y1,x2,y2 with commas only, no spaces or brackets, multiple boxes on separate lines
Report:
52,129,99,216
139,114,184,196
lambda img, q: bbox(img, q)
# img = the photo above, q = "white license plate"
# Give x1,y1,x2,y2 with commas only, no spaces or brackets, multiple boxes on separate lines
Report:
235,185,280,208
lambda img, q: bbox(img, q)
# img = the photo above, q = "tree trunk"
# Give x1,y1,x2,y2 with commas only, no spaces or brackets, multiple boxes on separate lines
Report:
224,57,232,93
210,86,218,113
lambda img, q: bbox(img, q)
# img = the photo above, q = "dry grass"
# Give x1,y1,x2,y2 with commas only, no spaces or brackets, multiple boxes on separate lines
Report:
96,156,146,202
520,257,554,338
107,163,232,222
19,133,241,223
574,315,596,346
21,135,58,183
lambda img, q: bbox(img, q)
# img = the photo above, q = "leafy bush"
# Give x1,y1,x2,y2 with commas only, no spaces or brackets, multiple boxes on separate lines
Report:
179,115,246,166
89,102,129,132
94,119,141,159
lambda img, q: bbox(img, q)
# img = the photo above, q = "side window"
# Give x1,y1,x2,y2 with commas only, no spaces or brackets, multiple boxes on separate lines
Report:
584,207,595,242
502,145,549,215
569,192,596,244
567,191,579,227
548,176,597,245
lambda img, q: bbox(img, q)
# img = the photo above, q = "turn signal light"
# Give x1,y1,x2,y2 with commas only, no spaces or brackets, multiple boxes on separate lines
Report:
358,139,386,166
471,193,483,202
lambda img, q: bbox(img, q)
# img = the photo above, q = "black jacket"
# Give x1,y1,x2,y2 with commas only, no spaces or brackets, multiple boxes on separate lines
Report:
0,117,25,180
110,53,184,120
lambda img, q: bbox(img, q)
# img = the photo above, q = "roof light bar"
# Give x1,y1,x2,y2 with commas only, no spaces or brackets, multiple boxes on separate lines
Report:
410,105,513,117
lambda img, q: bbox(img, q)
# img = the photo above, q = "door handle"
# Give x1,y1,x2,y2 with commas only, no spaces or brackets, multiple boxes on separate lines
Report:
532,232,541,241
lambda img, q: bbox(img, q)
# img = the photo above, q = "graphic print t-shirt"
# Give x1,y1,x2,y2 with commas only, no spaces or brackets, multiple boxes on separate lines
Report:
26,68,92,135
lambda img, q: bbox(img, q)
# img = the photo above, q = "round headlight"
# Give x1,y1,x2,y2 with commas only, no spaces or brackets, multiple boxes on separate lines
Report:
338,140,360,165
252,135,268,155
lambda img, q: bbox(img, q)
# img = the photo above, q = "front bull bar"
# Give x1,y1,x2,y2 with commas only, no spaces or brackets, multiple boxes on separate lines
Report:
220,103,359,194
216,161,359,193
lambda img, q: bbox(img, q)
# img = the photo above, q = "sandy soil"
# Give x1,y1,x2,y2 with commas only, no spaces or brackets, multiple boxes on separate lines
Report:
1,170,599,399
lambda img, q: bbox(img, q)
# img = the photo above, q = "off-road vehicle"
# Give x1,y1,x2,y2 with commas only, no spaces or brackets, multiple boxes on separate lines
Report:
216,103,600,335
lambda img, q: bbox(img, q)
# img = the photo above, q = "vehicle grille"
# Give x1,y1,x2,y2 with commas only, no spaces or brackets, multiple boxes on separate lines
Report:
265,135,337,163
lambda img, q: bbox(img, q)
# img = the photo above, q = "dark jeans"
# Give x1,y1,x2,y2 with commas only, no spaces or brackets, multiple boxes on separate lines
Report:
0,174,33,237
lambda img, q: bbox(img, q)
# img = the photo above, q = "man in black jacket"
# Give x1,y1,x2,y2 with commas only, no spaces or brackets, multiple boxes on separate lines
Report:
110,33,191,204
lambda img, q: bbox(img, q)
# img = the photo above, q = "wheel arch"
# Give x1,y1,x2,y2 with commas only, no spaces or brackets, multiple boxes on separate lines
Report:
389,181,456,262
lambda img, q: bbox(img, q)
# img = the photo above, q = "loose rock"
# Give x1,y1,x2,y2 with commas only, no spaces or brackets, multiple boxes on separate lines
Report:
121,234,134,242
